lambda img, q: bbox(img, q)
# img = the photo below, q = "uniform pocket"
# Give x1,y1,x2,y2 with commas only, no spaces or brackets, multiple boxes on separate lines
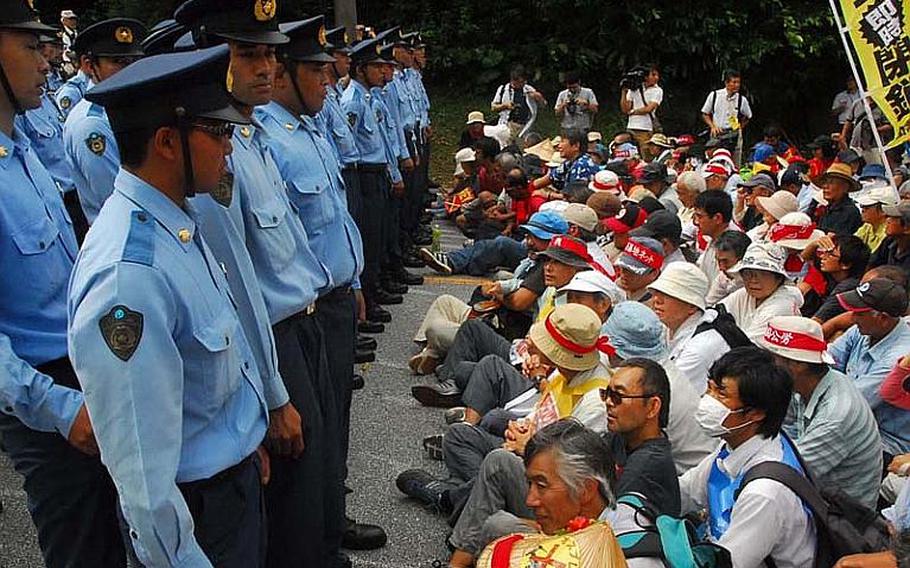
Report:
249,200,295,269
287,179,332,233
192,309,242,411
12,216,60,255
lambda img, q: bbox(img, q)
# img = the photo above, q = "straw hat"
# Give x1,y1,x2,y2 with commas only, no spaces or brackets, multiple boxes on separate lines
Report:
816,162,861,192
759,316,834,364
528,304,604,371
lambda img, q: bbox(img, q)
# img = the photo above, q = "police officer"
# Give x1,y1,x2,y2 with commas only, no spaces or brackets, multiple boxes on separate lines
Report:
0,2,124,566
69,45,271,567
39,32,65,93
256,15,388,554
55,34,93,118
62,18,146,223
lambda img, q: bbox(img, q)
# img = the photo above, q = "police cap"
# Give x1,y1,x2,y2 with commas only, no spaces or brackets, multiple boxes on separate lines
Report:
174,0,288,46
141,20,190,56
74,18,147,58
0,0,56,34
350,37,391,66
374,26,401,46
278,15,335,63
324,25,351,54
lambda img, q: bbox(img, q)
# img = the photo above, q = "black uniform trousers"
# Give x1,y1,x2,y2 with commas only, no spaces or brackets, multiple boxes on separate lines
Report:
0,357,125,568
63,190,89,246
356,166,390,310
341,166,362,228
267,311,343,568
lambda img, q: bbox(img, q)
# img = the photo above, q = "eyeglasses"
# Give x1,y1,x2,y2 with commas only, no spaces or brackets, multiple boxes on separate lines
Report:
599,387,655,405
192,122,235,139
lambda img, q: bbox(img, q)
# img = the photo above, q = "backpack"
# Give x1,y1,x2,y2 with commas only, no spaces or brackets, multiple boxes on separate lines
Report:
735,462,893,568
616,493,733,568
694,304,751,350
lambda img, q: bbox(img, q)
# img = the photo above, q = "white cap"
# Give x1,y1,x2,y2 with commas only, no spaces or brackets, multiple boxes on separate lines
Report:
647,262,709,310
855,183,900,207
454,147,476,176
60,9,77,19
768,211,824,250
587,131,603,142
588,169,621,193
756,191,799,221
559,271,626,306
729,242,789,278
759,316,835,364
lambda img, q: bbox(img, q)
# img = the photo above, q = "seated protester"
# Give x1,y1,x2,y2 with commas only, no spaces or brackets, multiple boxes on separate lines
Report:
831,279,910,462
868,200,910,274
819,264,908,341
806,134,837,179
694,190,737,285
721,242,803,342
530,128,600,200
675,170,707,227
747,190,799,242
679,347,816,568
589,168,625,199
475,137,505,194
648,263,730,395
854,184,899,254
449,421,660,568
630,210,685,265
778,163,814,213
603,202,648,262
797,234,870,321
615,237,664,302
563,203,616,279
460,110,499,150
760,316,883,509
396,305,611,514
456,190,500,238
881,352,910,410
412,236,597,406
504,167,537,225
586,190,622,225
636,162,680,214
449,147,478,201
811,162,863,236
734,172,776,232
765,212,825,284
420,209,566,276
601,302,715,473
751,142,781,175
702,159,731,195
706,230,751,305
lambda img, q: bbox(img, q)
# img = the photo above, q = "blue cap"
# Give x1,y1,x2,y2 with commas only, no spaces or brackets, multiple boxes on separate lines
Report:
519,210,568,240
859,163,887,181
601,301,668,361
74,18,147,57
85,44,248,131
174,0,288,46
350,37,392,65
278,16,336,63
752,142,776,164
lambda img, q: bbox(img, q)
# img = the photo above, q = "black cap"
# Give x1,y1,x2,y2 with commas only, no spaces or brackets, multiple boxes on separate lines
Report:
780,165,807,187
38,31,63,45
378,41,395,63
837,279,908,318
278,16,335,63
374,26,402,46
630,209,682,244
637,162,670,184
85,44,248,132
837,148,862,164
74,18,147,58
0,0,56,33
806,134,834,150
325,25,351,54
141,20,190,55
174,0,288,46
350,37,389,66
401,31,420,48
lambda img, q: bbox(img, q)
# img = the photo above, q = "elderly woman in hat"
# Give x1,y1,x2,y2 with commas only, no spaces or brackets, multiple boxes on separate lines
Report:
747,190,799,242
720,242,804,342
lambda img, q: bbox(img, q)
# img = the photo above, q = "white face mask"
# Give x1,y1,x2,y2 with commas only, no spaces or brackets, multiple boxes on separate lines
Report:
694,394,755,438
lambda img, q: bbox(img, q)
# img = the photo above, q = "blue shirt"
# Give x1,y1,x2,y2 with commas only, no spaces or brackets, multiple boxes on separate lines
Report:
320,85,360,168
45,69,65,95
830,321,910,455
63,99,119,222
391,69,417,132
227,118,332,323
17,92,75,193
54,70,92,120
381,82,414,159
550,153,601,190
406,68,431,126
68,170,269,568
0,126,82,436
256,103,364,291
369,86,404,184
341,80,389,169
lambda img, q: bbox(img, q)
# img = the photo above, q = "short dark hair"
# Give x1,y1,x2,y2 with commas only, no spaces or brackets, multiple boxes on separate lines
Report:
763,125,784,139
695,190,733,222
510,65,526,81
714,230,751,259
868,264,909,292
833,235,870,278
473,137,500,161
114,126,159,168
708,347,793,438
724,69,741,82
564,71,580,85
617,358,670,428
562,128,588,151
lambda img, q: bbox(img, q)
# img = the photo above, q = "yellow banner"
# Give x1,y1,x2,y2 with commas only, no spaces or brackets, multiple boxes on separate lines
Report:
839,0,910,147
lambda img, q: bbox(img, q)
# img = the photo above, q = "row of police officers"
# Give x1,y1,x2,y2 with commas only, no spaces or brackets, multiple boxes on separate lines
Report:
0,0,433,566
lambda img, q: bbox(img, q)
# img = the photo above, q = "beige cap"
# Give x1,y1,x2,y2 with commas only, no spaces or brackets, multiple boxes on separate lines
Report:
587,131,603,142
528,304,603,371
466,111,485,125
756,191,799,221
562,203,599,232
647,262,709,310
759,316,835,364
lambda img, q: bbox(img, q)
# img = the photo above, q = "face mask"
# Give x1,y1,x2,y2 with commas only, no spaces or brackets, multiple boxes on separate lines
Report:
695,394,754,438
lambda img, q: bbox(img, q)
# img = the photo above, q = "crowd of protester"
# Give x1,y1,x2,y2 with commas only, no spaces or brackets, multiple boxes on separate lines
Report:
394,63,910,567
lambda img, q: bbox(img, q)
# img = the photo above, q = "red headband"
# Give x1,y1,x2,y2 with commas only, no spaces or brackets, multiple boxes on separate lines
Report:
592,178,619,192
544,316,614,356
763,325,828,353
770,222,817,243
623,239,664,271
704,163,729,177
548,235,593,263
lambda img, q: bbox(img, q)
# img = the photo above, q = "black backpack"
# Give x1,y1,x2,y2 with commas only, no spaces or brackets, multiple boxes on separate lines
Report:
735,462,893,567
694,304,751,350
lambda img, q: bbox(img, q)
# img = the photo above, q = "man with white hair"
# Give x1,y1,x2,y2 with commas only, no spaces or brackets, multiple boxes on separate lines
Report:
675,170,706,227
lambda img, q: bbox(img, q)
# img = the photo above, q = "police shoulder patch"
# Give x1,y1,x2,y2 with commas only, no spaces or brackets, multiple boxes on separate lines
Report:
86,132,106,156
99,305,143,362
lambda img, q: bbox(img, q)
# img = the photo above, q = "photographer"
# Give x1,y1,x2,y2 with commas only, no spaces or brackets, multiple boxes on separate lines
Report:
701,69,752,166
555,72,598,131
491,65,546,144
619,64,663,161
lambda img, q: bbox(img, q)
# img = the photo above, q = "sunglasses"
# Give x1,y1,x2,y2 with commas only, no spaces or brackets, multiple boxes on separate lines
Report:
191,122,235,139
599,387,655,405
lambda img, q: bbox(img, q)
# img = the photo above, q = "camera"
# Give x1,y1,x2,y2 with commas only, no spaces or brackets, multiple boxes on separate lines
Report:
566,94,579,115
619,66,648,91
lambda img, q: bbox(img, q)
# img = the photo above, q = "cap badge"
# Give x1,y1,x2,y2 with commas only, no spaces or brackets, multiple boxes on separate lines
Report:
115,26,134,44
178,229,191,243
225,62,234,94
318,25,327,47
0,146,8,158
375,43,381,56
253,0,276,22
343,31,350,44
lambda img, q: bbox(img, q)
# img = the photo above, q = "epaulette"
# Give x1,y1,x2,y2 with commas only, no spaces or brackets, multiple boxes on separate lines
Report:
121,210,155,266
86,103,105,118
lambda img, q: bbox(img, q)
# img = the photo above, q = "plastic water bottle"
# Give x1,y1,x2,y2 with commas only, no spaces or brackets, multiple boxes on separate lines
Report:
431,223,442,253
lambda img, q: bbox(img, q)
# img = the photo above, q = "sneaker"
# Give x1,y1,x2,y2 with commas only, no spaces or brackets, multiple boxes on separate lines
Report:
422,434,444,460
411,378,462,408
462,239,474,248
444,406,467,425
419,248,453,275
395,469,447,508
408,350,440,376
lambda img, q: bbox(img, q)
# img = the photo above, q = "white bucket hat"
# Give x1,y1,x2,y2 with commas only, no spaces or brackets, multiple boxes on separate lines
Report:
768,212,824,250
588,169,621,193
454,147,476,176
855,183,900,207
756,191,799,221
759,315,835,364
647,262,710,311
559,271,626,306
728,242,788,278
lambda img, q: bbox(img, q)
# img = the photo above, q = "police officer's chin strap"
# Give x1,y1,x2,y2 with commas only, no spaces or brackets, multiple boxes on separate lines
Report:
175,106,196,198
0,59,24,115
284,56,317,118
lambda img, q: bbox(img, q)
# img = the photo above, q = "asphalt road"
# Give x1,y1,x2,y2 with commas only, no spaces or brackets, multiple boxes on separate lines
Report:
0,222,476,568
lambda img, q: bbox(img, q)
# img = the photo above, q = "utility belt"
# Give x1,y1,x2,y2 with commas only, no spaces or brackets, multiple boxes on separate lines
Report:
357,163,388,174
36,356,81,391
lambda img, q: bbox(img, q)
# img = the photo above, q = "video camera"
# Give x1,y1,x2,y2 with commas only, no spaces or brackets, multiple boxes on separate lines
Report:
619,66,649,91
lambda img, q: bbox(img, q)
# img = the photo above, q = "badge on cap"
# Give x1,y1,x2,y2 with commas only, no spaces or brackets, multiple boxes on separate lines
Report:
225,62,234,94
178,228,191,243
115,26,134,44
343,31,350,44
99,305,143,361
0,146,8,158
375,43,381,56
318,25,327,47
253,0,276,22
86,132,106,156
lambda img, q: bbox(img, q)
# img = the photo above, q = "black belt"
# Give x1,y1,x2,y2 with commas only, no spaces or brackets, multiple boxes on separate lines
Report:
36,356,81,391
178,452,256,492
358,163,388,174
319,285,353,300
284,303,317,321
342,164,358,173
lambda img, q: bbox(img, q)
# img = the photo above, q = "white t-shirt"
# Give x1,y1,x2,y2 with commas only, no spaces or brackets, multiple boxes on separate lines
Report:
832,89,860,125
667,311,730,395
701,88,753,132
625,85,664,131
720,284,803,342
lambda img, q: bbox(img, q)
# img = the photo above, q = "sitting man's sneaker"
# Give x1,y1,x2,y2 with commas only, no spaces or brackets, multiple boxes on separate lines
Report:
411,378,462,408
419,248,453,275
408,349,440,376
422,434,444,460
395,469,451,512
444,406,467,425
343,517,387,550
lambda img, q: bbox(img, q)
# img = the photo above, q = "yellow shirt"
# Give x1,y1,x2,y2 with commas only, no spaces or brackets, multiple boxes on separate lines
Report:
855,222,887,253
